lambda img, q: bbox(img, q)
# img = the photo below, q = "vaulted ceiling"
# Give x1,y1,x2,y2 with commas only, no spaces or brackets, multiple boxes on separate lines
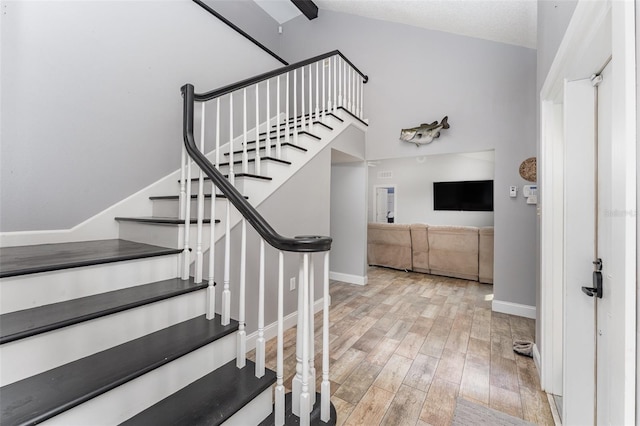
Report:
254,0,537,49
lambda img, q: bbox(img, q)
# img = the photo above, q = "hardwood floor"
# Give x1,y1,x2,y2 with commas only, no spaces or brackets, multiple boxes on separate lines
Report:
250,266,555,425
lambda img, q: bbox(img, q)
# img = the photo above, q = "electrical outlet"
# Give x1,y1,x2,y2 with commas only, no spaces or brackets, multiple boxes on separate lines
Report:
290,277,296,291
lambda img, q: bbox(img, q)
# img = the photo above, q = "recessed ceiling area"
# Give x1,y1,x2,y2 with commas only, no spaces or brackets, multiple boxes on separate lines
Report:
254,0,537,49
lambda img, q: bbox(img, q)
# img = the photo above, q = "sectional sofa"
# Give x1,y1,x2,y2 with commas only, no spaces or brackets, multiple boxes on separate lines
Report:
367,223,494,284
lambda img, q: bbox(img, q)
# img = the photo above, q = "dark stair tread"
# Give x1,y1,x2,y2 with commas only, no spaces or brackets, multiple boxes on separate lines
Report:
114,217,219,225
259,392,337,426
0,277,208,344
122,359,276,426
263,121,333,135
278,111,344,126
336,106,368,127
219,156,292,167
233,130,319,148
149,194,248,201
0,239,180,279
0,315,239,426
181,173,273,184
224,142,308,157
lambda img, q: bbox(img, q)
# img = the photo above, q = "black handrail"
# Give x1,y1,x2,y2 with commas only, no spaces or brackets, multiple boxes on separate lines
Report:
195,50,369,102
181,83,332,253
193,0,288,66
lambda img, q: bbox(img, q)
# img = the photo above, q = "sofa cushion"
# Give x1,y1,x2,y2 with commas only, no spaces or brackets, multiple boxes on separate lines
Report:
428,225,479,281
410,224,429,273
367,223,412,271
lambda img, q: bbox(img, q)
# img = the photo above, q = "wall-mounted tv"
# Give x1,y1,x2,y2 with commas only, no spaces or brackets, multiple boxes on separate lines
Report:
433,180,494,212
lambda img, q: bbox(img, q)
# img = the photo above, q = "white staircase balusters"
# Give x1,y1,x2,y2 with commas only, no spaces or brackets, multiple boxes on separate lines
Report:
315,62,319,121
206,178,216,320
321,59,326,123
359,77,364,119
276,75,281,159
353,68,359,118
237,218,247,368
300,67,305,133
265,79,271,160
229,93,235,186
181,146,192,281
242,88,248,174
299,253,311,426
255,238,266,378
307,65,312,128
275,250,285,426
285,72,290,146
292,256,304,416
222,198,231,326
293,69,298,144
337,56,342,108
195,102,206,284
321,251,331,421
254,82,261,175
348,66,353,113
308,255,316,407
331,56,336,112
215,98,220,169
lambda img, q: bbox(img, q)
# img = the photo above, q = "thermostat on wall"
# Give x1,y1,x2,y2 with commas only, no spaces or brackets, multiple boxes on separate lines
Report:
509,186,518,198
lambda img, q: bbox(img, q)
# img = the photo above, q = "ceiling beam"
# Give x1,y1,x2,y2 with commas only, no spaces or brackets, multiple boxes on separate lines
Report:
291,0,318,20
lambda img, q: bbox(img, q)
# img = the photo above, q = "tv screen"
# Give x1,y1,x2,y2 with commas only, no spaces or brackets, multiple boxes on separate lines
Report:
433,180,494,211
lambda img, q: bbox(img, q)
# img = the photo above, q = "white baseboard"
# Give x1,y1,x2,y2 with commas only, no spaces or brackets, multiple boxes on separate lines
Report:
245,298,325,351
329,271,367,286
492,299,536,319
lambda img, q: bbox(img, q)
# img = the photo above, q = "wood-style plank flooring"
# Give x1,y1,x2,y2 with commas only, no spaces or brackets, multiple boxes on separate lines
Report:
250,266,554,425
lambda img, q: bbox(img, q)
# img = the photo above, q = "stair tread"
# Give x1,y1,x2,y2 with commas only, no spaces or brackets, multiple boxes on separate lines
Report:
149,194,248,201
336,106,367,126
182,173,273,184
122,359,276,426
114,216,219,224
0,277,208,344
225,142,308,157
219,156,292,167
0,315,239,426
0,239,180,279
278,111,344,125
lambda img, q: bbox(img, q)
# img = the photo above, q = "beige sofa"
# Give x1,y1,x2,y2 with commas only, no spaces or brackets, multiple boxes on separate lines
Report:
367,223,494,283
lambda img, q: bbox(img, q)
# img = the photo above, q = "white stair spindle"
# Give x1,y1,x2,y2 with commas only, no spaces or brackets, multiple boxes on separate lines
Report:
265,79,271,159
179,145,186,222
242,88,248,174
255,82,261,175
275,251,285,426
354,72,360,119
332,56,337,112
182,141,192,281
229,93,235,186
347,66,352,112
276,75,281,159
308,65,312,127
222,199,231,325
301,67,305,133
237,219,247,368
256,239,266,378
320,251,330,421
285,72,291,145
293,69,298,144
299,253,311,426
308,255,316,406
215,98,220,169
327,57,332,113
359,77,364,119
292,255,304,415
338,56,342,108
195,102,206,284
315,61,319,120
206,178,216,320
321,58,326,123
344,60,348,110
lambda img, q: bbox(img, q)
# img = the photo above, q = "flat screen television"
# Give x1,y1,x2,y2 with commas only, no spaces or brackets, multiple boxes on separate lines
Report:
433,180,494,211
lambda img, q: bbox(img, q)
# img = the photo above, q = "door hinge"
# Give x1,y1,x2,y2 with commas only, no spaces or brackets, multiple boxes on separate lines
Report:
582,270,603,298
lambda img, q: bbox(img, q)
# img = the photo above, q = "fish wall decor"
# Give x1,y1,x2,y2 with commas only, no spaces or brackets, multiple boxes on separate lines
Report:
400,116,450,146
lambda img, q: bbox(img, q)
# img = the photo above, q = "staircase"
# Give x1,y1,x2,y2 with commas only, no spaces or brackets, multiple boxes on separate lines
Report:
0,51,367,425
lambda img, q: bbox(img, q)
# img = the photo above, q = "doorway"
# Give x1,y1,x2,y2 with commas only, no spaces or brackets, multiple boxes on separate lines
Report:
373,185,396,224
539,2,636,424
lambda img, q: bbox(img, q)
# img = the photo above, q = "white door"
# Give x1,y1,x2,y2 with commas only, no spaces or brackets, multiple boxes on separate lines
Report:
595,59,613,426
562,77,596,426
375,187,388,223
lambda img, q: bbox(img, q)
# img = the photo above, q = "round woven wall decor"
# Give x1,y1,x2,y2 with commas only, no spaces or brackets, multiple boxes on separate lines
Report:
519,157,537,182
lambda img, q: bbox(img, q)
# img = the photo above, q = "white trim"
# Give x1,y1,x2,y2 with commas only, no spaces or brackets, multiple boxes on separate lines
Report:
245,298,325,351
533,343,542,374
492,299,536,319
329,271,367,286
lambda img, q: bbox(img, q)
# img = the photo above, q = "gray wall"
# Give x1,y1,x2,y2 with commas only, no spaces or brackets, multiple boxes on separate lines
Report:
280,10,538,307
367,151,495,226
202,0,283,61
330,162,367,280
0,0,282,231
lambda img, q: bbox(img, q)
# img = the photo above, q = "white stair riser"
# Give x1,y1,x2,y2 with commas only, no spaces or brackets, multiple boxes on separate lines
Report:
0,289,207,386
118,221,214,250
0,255,179,314
217,158,290,177
152,197,227,218
225,147,306,169
39,332,237,426
222,386,273,426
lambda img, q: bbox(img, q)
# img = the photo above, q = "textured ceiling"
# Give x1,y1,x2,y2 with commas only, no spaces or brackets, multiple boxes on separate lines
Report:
255,0,537,49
